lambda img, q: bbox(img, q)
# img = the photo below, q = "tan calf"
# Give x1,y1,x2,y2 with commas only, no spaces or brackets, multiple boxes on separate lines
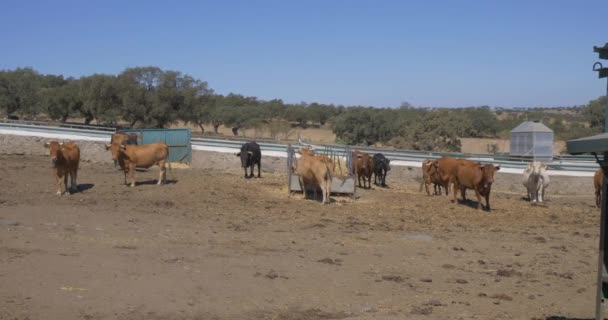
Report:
295,152,333,204
114,143,169,187
44,141,80,195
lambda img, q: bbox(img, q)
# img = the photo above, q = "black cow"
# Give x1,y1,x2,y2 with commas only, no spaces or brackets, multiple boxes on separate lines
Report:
373,153,390,187
236,142,261,179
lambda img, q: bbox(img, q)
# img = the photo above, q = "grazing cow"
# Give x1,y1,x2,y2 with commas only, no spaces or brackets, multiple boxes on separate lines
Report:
595,169,604,208
453,161,500,210
434,157,468,196
236,142,262,179
108,132,138,166
295,151,333,204
44,141,80,195
372,153,390,187
420,159,443,195
522,161,550,203
115,143,169,187
352,151,374,189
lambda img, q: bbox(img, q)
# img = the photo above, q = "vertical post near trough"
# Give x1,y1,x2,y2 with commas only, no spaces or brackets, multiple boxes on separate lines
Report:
593,43,608,320
567,43,608,320
287,144,293,195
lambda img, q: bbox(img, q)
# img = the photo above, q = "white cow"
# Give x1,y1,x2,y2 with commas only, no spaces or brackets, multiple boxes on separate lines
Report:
522,161,550,202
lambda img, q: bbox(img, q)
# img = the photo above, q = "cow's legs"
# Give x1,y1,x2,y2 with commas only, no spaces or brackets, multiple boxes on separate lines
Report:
257,162,261,178
249,164,254,178
299,176,306,199
451,182,459,203
158,163,166,185
63,173,69,194
538,184,544,202
485,190,492,211
474,189,483,210
71,170,78,192
55,172,63,195
243,167,248,179
129,165,136,187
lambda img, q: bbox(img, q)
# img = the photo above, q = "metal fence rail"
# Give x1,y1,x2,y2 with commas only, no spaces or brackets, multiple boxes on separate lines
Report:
0,121,600,172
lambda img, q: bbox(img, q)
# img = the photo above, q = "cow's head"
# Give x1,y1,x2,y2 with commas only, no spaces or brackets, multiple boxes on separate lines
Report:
299,148,315,157
480,164,500,188
385,158,391,171
44,141,63,166
530,161,546,175
236,150,253,168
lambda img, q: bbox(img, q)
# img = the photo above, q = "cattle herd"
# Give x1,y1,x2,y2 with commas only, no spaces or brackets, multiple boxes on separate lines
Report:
42,133,604,210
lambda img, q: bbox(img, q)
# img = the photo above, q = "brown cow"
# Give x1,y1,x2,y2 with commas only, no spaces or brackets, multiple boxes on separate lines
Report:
453,161,500,210
433,157,468,195
295,151,333,204
114,143,169,187
44,141,80,195
108,132,138,166
420,159,443,195
352,151,374,189
595,168,604,208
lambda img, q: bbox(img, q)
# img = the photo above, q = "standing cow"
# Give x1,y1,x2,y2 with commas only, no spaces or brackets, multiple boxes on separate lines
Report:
420,159,443,195
108,132,138,167
453,161,500,211
372,153,390,187
522,161,550,203
108,143,169,187
44,141,80,195
237,142,261,179
295,151,333,204
352,151,374,189
434,157,467,196
595,168,604,208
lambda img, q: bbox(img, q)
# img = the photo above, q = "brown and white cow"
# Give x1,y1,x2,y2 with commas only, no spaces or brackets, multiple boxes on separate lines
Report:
44,141,80,195
595,168,604,208
352,151,374,189
420,159,443,195
453,161,500,210
111,143,169,187
295,151,333,204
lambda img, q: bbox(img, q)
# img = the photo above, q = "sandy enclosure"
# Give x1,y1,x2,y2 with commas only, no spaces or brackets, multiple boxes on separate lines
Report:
0,134,602,320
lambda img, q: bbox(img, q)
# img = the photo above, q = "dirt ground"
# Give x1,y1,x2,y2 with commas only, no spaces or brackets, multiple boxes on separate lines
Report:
0,143,603,319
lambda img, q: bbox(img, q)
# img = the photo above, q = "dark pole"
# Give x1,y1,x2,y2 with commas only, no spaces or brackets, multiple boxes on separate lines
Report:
598,61,608,320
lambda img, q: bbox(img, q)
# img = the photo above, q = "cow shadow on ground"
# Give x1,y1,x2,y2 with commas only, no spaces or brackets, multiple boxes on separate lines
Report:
74,184,94,193
455,199,490,212
135,179,178,186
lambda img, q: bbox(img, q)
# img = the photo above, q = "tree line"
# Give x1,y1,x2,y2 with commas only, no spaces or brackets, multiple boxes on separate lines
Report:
0,66,604,152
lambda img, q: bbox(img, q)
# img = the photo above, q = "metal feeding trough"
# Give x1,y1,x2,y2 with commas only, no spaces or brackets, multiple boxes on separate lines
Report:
287,143,357,199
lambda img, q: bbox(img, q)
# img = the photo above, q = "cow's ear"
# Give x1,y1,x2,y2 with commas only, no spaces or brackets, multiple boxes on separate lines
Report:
495,166,501,171
105,144,111,150
44,142,50,148
236,152,241,157
59,142,64,146
119,145,126,151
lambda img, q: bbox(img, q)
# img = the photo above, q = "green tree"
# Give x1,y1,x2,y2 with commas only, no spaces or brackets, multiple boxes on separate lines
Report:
43,79,82,122
0,68,42,118
79,74,122,125
583,96,607,133
179,80,214,133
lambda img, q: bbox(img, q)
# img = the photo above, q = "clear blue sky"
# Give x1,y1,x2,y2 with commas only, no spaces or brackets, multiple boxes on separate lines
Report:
0,1,606,108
